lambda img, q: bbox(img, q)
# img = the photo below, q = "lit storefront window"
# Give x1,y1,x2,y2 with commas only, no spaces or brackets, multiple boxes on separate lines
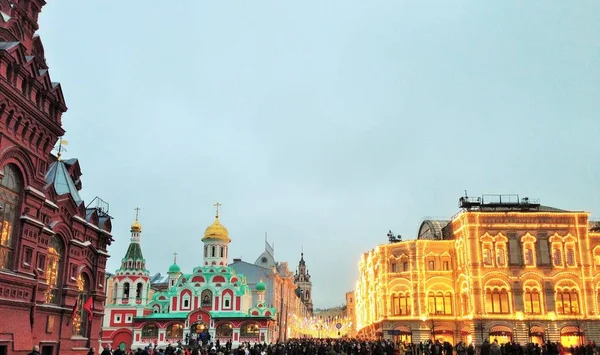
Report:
44,235,64,303
0,165,22,270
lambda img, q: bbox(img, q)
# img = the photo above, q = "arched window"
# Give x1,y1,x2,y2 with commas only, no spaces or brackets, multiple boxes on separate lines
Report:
44,235,64,303
552,244,563,266
123,282,130,300
201,289,213,308
495,244,506,266
565,245,576,267
0,165,23,270
556,288,580,315
112,282,118,303
524,288,541,314
240,323,260,337
390,261,397,273
428,291,452,315
204,245,208,258
397,292,411,315
211,246,216,257
482,244,493,266
524,246,535,266
485,288,510,314
216,323,233,337
166,323,183,339
72,273,90,337
182,293,191,309
594,248,600,268
141,324,158,338
136,282,143,300
220,246,224,258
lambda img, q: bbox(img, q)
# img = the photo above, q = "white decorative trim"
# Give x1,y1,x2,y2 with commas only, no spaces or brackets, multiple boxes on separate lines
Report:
24,186,45,198
20,215,44,227
44,199,59,209
70,239,91,247
42,227,55,235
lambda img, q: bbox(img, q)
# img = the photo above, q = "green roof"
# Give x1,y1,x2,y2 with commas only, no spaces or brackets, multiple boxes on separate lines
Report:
135,312,188,320
210,311,274,319
123,242,144,261
256,280,266,292
168,263,181,273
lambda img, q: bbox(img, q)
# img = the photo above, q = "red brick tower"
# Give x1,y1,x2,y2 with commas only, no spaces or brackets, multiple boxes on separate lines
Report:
0,1,113,354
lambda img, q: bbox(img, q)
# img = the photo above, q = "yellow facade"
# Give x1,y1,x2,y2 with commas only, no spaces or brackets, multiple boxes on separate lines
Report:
355,197,600,346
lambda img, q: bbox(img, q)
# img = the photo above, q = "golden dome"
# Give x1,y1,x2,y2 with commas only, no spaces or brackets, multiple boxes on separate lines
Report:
131,219,142,233
202,216,230,242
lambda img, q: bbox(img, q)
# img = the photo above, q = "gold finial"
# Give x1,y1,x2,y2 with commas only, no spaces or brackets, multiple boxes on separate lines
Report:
214,202,222,218
173,252,178,264
135,207,141,221
56,138,68,161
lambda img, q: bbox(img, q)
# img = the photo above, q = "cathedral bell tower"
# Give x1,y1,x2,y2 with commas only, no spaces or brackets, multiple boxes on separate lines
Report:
202,202,231,266
111,208,150,306
294,252,313,314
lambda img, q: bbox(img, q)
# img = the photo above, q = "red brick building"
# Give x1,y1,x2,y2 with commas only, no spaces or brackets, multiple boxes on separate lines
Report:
0,1,113,354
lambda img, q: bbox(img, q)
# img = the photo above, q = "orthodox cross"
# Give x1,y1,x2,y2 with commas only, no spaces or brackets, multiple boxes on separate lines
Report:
173,252,178,264
134,207,141,220
214,202,222,218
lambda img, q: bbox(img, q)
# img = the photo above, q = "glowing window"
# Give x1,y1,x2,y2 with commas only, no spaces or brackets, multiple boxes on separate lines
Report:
390,262,397,273
428,292,452,315
142,324,158,338
556,289,580,315
44,235,64,304
0,165,22,270
166,323,183,338
524,289,541,314
482,244,493,266
240,323,260,336
485,288,510,314
216,323,233,337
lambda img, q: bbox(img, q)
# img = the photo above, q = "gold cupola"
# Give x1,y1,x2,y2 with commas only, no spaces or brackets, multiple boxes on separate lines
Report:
131,207,142,233
202,202,230,242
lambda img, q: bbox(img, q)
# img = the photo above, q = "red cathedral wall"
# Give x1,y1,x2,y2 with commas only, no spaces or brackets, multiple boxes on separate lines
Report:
0,1,112,354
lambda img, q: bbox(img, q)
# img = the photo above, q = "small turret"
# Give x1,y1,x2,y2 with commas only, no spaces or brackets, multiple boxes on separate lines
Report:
168,252,182,287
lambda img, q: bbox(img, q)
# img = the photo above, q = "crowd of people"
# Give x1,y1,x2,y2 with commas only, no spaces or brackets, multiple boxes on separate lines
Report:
86,338,597,355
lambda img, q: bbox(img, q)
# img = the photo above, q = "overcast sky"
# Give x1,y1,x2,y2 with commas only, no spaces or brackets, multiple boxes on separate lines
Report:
38,1,599,308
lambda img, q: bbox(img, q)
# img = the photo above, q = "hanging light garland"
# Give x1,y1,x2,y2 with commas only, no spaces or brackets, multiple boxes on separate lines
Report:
289,314,353,338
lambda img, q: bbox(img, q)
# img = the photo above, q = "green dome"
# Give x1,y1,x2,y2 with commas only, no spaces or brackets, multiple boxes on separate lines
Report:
256,279,266,292
168,263,181,273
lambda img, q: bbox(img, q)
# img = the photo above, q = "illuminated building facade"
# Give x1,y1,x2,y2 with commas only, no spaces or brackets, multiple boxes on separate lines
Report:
229,240,312,340
346,291,357,337
355,194,600,347
0,1,112,354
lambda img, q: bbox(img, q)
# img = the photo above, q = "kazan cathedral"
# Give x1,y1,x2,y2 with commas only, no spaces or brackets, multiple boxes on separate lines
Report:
101,208,277,351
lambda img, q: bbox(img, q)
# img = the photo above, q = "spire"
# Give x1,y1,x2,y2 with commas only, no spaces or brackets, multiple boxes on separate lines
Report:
214,202,222,218
121,207,146,270
130,207,142,235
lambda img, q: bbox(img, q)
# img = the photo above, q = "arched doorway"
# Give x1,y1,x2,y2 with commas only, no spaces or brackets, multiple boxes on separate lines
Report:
432,329,454,344
390,325,412,344
560,326,584,347
489,325,513,345
112,330,133,352
529,326,545,345
190,322,209,346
